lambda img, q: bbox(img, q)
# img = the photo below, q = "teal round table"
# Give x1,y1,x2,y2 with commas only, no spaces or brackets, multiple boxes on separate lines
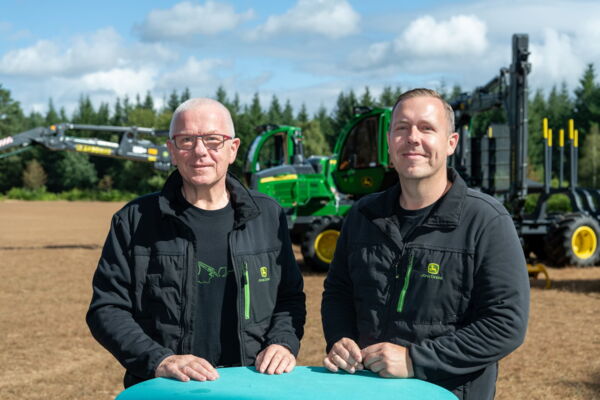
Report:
116,366,457,399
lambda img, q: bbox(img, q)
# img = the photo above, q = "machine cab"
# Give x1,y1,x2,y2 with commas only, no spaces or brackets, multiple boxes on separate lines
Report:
331,107,397,195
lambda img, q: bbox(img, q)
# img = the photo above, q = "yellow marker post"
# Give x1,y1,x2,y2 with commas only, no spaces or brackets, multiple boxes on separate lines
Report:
575,129,579,148
543,118,548,140
559,129,564,147
569,119,574,140
488,126,493,138
548,129,553,147
558,129,565,187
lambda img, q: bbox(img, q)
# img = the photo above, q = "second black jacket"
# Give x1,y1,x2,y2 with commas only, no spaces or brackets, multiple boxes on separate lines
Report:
322,169,529,400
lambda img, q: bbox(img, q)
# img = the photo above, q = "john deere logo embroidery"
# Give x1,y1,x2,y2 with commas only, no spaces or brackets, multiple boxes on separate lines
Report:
421,263,443,280
427,263,440,275
259,266,270,282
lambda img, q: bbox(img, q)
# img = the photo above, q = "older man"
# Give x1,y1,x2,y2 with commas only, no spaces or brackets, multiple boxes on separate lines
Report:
87,98,305,388
321,89,529,399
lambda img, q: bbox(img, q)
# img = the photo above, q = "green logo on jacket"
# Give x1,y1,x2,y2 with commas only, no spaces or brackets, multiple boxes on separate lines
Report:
258,266,270,282
427,263,440,275
421,263,443,280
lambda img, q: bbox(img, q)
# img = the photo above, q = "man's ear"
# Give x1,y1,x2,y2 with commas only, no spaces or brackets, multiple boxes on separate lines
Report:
229,138,241,164
166,140,177,166
447,132,459,156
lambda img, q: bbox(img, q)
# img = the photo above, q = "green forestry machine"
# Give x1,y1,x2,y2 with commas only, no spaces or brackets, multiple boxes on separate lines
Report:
246,33,600,270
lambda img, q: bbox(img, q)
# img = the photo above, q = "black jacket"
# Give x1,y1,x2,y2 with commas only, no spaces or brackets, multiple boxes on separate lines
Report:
322,169,529,400
87,171,306,387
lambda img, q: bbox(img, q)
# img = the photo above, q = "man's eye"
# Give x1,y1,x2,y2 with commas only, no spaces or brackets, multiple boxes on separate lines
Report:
204,136,221,143
181,137,194,143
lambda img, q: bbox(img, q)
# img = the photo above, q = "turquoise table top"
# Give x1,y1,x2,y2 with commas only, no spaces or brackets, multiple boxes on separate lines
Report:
116,366,457,399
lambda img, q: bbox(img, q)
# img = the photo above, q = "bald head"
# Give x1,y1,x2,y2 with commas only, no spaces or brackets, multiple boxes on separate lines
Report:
169,98,235,138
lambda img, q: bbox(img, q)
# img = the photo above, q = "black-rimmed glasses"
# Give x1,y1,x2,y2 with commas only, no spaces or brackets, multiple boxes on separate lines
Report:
171,134,232,151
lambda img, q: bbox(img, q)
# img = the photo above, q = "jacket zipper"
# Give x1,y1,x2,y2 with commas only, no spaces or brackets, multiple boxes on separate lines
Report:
396,252,415,313
242,262,251,320
229,233,248,366
179,240,193,353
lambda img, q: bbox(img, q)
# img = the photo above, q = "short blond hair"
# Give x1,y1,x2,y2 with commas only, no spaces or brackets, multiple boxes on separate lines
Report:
391,88,455,134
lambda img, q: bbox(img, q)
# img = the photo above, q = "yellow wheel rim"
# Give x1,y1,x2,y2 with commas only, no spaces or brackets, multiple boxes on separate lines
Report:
571,226,597,259
314,229,340,264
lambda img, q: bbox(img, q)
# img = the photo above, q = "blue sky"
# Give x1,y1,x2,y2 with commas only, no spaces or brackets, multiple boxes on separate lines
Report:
2,0,600,117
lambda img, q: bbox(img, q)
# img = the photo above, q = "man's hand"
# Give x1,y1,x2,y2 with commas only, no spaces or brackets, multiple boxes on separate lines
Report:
323,337,363,374
361,342,414,378
155,354,219,382
255,344,296,374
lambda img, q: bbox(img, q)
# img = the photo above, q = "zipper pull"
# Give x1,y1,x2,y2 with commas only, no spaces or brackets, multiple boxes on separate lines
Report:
241,262,248,285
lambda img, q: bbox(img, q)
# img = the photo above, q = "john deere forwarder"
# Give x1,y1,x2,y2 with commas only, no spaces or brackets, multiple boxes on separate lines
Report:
246,34,600,271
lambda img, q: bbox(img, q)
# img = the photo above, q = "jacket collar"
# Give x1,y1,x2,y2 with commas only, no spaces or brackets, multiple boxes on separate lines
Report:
158,169,260,228
360,168,467,230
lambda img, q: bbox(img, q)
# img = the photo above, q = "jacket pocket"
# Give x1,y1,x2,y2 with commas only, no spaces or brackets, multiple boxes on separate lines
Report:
238,248,280,324
396,246,473,323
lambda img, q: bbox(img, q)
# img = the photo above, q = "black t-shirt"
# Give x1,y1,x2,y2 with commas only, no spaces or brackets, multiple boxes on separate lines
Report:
176,189,241,367
393,199,436,241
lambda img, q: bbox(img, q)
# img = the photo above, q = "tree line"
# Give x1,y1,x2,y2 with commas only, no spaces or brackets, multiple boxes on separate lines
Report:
1,64,600,199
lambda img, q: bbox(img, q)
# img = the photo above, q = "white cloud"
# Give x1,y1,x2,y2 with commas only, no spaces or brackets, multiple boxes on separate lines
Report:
344,14,489,78
136,1,254,41
394,15,487,57
348,41,391,69
529,29,584,91
0,27,175,78
249,0,360,40
0,28,121,77
159,56,231,91
79,68,158,97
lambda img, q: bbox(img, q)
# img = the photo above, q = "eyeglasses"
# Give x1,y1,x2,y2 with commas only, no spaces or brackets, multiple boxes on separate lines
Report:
171,134,232,151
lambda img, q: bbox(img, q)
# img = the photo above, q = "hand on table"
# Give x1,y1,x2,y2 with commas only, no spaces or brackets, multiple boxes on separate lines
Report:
362,342,414,378
155,354,219,382
255,344,296,374
323,337,364,374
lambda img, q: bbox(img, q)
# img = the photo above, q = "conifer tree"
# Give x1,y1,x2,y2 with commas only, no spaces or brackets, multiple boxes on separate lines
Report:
296,103,309,124
282,99,294,125
167,90,180,112
45,98,60,125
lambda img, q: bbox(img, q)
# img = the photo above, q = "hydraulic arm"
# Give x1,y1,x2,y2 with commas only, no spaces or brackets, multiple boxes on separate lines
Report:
0,123,172,170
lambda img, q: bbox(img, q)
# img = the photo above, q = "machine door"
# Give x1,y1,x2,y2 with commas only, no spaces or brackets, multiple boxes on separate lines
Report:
332,114,386,195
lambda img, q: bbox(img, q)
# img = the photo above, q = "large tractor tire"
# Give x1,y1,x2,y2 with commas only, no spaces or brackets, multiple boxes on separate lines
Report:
301,217,342,272
545,213,600,267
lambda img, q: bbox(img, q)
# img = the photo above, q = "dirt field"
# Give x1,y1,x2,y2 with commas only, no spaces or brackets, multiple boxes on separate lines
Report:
0,201,599,399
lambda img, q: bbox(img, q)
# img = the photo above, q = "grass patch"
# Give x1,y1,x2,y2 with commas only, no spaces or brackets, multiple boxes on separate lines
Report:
4,187,138,202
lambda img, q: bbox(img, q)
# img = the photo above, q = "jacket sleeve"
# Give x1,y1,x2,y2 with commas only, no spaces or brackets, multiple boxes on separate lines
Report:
86,213,174,380
321,212,359,352
410,213,530,381
263,209,306,356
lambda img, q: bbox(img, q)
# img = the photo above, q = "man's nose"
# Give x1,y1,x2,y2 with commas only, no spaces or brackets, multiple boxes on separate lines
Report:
406,126,420,143
192,138,209,155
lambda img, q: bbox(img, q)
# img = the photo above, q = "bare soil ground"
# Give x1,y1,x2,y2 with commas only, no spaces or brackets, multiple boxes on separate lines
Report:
0,201,599,399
